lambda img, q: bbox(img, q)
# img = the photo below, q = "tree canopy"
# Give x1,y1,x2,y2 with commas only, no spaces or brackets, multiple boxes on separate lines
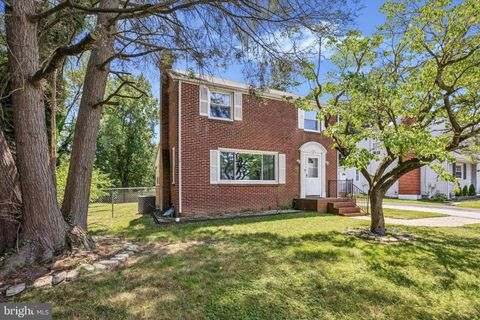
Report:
96,74,158,188
296,0,480,234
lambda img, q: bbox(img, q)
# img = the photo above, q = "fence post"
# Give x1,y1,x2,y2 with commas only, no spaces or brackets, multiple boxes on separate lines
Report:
111,190,114,218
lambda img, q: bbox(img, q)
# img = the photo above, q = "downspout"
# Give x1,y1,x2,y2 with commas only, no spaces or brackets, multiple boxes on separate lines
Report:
178,81,182,213
158,67,163,210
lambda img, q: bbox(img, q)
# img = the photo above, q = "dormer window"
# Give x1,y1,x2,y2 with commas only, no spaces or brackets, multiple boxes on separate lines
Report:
209,91,233,120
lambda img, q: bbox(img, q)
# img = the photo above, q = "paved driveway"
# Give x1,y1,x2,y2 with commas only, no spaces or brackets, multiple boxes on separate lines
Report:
383,202,480,219
352,202,480,227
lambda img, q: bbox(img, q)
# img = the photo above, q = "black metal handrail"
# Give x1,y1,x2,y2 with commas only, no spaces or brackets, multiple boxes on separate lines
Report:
327,180,370,214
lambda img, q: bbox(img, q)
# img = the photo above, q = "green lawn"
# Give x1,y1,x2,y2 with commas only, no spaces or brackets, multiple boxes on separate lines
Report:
383,198,451,206
455,200,480,209
383,208,448,219
17,203,480,320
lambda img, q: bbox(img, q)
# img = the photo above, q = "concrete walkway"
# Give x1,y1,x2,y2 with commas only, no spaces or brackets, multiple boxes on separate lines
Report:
383,202,480,219
352,202,480,227
353,215,480,227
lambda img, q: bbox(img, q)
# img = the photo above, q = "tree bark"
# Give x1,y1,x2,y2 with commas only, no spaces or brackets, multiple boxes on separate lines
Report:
369,188,387,235
0,128,22,255
61,0,119,229
50,70,58,181
5,0,68,261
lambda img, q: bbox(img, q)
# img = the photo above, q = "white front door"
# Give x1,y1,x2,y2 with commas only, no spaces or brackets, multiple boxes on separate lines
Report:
305,154,322,196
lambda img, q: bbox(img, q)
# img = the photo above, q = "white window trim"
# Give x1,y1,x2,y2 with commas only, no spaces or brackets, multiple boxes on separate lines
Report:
455,164,464,179
208,90,234,122
303,109,322,133
217,148,278,184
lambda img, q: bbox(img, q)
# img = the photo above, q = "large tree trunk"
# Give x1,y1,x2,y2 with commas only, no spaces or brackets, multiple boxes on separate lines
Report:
61,0,119,229
369,188,387,235
0,128,22,255
5,0,68,261
50,70,58,180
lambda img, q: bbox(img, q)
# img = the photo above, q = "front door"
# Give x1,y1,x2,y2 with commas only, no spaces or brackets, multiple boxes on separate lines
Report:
305,154,322,196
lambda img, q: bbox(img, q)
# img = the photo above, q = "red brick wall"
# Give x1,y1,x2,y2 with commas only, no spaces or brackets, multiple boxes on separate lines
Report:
398,168,421,195
158,76,180,210
169,81,337,216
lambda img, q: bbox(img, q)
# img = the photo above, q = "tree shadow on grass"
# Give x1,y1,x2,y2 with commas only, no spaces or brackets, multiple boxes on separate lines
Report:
17,222,480,319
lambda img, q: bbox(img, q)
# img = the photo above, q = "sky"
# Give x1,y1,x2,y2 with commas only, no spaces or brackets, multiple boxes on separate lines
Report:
134,0,387,141
140,0,387,100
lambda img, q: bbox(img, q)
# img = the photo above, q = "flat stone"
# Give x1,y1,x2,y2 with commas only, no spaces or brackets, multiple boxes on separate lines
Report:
80,263,95,272
66,269,79,281
93,263,108,270
32,275,52,288
126,245,139,252
98,259,119,267
112,254,129,261
6,283,26,296
52,271,67,285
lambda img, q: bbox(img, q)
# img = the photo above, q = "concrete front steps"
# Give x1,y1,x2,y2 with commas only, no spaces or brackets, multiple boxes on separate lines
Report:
327,199,364,216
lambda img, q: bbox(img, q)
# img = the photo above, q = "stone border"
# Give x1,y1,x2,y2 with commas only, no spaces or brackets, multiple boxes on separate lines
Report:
2,244,141,297
155,209,304,224
345,227,417,243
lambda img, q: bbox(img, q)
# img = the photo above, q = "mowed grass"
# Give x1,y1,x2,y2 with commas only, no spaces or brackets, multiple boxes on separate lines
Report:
455,200,480,208
383,198,450,206
383,208,448,219
17,203,480,320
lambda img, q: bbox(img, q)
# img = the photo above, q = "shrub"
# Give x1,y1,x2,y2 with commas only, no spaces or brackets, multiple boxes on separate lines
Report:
462,185,469,196
430,192,448,202
469,184,476,196
454,187,462,197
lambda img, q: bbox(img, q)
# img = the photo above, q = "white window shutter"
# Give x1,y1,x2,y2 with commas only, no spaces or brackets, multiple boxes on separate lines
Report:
234,92,243,120
199,86,209,116
298,109,304,129
278,154,286,184
210,150,219,184
320,120,326,131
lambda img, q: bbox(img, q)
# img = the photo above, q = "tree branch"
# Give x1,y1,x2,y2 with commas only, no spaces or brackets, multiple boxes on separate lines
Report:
31,33,96,82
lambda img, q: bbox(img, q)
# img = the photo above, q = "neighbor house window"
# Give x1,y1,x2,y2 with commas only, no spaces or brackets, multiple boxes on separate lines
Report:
355,169,360,181
209,91,232,120
220,151,276,182
455,164,463,179
372,142,382,155
304,110,320,132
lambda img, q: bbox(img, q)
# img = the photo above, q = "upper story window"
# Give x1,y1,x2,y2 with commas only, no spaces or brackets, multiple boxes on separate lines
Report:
304,110,320,132
372,142,382,155
209,91,232,120
454,163,464,179
220,151,275,182
200,86,242,121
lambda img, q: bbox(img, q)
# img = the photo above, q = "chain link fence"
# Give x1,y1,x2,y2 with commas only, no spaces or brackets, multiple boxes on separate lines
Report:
90,187,156,217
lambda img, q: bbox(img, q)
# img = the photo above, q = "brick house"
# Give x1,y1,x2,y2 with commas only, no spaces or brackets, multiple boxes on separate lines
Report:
339,139,479,199
155,70,344,217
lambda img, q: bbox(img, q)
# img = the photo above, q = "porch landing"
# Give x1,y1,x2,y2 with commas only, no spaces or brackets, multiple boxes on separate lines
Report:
295,197,365,217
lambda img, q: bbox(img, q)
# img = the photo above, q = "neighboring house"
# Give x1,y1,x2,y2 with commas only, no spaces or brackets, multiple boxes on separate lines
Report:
339,139,480,199
155,70,340,216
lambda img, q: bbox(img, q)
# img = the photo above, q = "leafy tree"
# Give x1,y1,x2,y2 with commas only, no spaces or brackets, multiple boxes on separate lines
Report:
2,0,357,275
56,160,111,204
296,0,480,235
96,74,157,187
